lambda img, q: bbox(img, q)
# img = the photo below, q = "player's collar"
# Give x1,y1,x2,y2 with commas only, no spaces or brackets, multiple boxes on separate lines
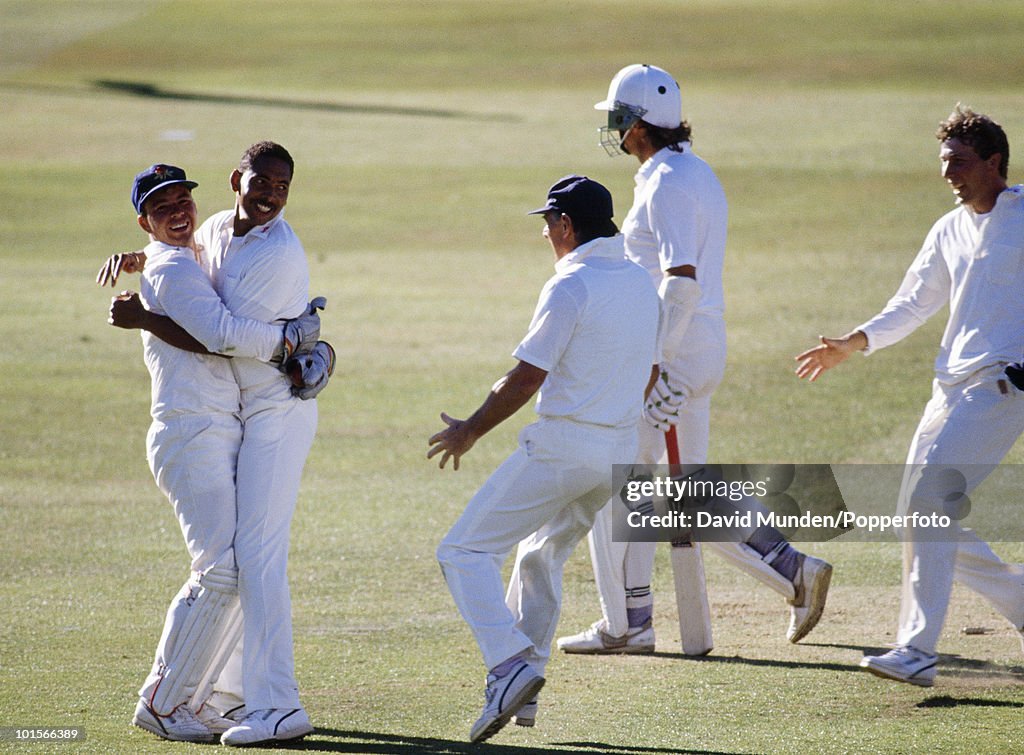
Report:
637,142,690,181
245,210,285,238
554,234,624,271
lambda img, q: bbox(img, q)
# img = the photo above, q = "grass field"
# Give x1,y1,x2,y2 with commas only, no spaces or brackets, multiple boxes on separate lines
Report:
4,1,1024,752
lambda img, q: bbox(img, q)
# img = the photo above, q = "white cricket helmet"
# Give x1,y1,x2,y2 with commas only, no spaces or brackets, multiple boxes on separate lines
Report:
594,64,682,155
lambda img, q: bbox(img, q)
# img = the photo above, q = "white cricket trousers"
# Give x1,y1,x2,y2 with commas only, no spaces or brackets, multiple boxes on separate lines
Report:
587,315,724,636
139,413,242,704
437,417,638,673
896,370,1024,654
216,395,318,710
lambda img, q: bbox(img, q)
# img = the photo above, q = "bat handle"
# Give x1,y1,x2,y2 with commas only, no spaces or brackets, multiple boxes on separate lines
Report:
664,427,681,467
665,427,690,547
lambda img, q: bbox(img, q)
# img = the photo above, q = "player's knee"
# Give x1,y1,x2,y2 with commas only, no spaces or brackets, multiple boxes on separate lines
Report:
437,537,487,575
436,540,459,570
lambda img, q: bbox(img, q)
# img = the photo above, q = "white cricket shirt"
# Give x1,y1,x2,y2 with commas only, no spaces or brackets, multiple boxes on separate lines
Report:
859,186,1024,383
196,210,310,397
513,235,660,428
139,241,241,420
622,142,728,317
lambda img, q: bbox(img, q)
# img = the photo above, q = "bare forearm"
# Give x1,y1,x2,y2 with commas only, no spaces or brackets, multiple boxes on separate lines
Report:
140,311,213,355
665,264,696,279
427,360,547,471
465,362,546,439
844,330,868,351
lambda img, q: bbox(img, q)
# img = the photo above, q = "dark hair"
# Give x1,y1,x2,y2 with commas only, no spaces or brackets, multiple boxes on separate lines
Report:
568,215,619,245
641,120,693,153
239,141,295,176
937,105,1008,178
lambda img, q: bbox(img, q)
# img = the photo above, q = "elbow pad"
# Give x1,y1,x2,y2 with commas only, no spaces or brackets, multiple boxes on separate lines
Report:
658,275,701,360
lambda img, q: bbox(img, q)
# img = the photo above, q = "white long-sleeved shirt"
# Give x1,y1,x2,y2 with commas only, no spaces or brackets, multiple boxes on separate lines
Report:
859,186,1024,384
139,239,284,420
196,210,310,401
513,235,660,429
622,142,728,319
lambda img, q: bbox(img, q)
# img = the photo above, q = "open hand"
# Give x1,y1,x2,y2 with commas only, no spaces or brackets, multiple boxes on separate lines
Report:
427,412,478,471
96,251,146,287
795,333,865,382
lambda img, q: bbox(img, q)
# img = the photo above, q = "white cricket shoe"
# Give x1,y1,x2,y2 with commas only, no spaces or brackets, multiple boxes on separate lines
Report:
469,660,545,743
194,704,237,735
220,707,313,746
787,556,832,643
556,618,655,654
132,700,214,742
512,698,538,727
860,645,938,687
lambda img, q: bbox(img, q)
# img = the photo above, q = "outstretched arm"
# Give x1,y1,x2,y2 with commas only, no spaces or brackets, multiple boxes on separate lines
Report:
794,331,868,382
427,360,548,471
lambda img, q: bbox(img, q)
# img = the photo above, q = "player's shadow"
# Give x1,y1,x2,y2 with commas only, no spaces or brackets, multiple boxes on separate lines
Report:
937,654,1024,682
650,651,852,673
0,79,513,121
753,642,1024,682
274,728,737,754
917,695,1024,709
92,79,512,121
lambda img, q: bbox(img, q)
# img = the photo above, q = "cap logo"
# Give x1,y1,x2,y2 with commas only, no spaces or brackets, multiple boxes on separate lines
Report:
131,163,196,213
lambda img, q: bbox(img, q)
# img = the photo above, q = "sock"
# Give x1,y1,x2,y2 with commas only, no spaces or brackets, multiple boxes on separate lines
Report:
625,585,652,629
747,526,801,582
626,605,652,629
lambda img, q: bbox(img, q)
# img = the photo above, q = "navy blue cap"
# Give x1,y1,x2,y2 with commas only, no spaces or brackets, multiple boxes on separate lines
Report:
527,174,615,223
131,164,198,214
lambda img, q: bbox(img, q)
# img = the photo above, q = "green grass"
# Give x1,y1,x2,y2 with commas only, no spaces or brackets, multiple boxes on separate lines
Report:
3,1,1024,753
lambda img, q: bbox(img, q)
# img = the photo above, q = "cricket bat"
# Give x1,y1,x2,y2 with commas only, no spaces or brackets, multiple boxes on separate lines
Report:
666,427,713,656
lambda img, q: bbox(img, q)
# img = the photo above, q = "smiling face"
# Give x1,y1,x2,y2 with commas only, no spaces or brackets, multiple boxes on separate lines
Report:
138,183,197,248
230,155,292,235
940,137,1005,213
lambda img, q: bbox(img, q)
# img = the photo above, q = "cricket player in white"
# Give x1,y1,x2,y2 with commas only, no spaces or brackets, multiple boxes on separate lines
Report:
431,176,659,743
797,105,1024,686
559,64,832,655
191,142,326,745
107,164,321,743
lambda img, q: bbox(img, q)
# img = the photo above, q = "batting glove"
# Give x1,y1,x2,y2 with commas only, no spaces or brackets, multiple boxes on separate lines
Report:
287,340,336,400
643,370,685,430
278,296,326,364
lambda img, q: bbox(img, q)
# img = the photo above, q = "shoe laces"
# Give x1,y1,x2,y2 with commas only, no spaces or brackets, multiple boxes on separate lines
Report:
890,645,931,662
483,675,499,704
238,708,270,725
167,705,202,725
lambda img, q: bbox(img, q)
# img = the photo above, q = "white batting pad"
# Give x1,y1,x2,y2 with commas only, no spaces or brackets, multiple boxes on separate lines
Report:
708,541,796,600
149,566,242,715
